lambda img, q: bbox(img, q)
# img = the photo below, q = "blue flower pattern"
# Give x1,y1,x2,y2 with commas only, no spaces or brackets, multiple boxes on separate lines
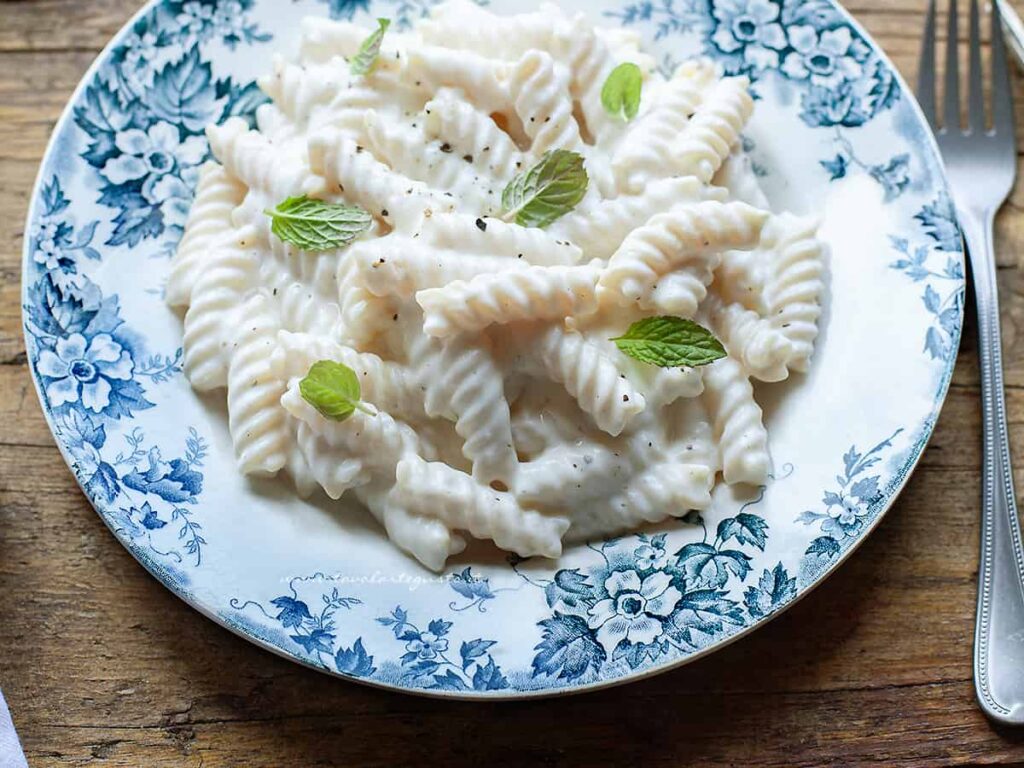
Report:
797,430,903,564
74,2,268,250
518,511,794,683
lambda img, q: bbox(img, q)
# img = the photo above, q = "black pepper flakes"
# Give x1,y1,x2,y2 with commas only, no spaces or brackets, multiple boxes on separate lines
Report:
475,218,487,232
440,142,452,153
381,209,389,217
463,154,473,163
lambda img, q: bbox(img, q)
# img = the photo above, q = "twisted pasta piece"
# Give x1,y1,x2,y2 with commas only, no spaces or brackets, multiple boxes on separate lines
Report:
418,264,600,337
352,237,527,296
515,440,631,507
420,213,581,266
393,456,568,559
624,361,704,409
565,461,713,541
423,89,528,184
281,416,319,498
517,325,645,436
294,421,370,498
664,396,720,470
714,247,767,311
509,381,589,457
551,177,726,261
645,272,712,315
339,285,398,347
259,55,348,125
712,149,770,208
308,130,454,229
207,118,324,201
335,254,399,347
226,293,290,476
281,384,421,478
419,1,561,58
599,201,768,312
274,330,427,422
299,17,369,63
409,333,517,487
612,62,715,193
761,213,826,373
253,102,300,145
364,111,500,214
705,293,794,382
673,76,753,183
402,46,510,114
597,27,657,75
551,13,619,145
272,281,342,336
701,356,770,485
356,483,467,572
167,162,246,308
508,50,584,157
308,80,402,141
182,235,260,391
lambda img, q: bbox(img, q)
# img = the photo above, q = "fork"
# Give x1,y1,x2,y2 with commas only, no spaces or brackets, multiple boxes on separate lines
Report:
919,0,1024,724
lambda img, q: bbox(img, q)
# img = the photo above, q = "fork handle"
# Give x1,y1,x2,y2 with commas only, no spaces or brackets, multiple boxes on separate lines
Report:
963,209,1024,725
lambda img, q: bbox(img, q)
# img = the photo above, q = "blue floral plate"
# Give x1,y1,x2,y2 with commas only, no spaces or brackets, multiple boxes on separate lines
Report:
23,0,963,698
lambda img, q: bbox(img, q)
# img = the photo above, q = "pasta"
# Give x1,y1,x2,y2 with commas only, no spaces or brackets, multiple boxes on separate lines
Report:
226,293,291,476
170,4,828,571
418,264,601,337
167,162,246,307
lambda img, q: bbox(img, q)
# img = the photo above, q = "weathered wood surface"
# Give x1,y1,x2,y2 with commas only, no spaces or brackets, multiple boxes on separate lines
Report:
4,1,1024,765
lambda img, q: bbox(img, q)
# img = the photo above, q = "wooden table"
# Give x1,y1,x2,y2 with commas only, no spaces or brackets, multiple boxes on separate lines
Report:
5,1,1024,765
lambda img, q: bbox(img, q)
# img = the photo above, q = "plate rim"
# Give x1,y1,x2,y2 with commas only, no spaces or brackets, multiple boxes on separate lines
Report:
20,0,964,700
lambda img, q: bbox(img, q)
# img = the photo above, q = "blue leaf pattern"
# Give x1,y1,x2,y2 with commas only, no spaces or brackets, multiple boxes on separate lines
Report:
744,563,797,618
335,638,376,677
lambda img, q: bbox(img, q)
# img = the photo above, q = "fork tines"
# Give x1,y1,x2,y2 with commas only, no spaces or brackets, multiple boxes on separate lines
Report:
918,0,1014,136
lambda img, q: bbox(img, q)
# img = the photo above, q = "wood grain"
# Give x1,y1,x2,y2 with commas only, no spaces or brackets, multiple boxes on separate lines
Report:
3,1,1024,765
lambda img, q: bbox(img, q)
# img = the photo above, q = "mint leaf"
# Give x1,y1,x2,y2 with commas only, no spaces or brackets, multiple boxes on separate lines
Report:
299,360,374,421
501,150,588,228
601,62,643,121
612,316,726,368
265,195,372,252
349,18,391,76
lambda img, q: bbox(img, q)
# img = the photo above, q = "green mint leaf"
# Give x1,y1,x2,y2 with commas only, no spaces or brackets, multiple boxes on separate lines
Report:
299,360,374,422
265,195,372,252
612,316,726,368
349,18,391,76
501,150,588,229
601,62,642,121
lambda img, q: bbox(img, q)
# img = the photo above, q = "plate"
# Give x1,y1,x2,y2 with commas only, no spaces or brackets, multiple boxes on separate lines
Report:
22,0,963,698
